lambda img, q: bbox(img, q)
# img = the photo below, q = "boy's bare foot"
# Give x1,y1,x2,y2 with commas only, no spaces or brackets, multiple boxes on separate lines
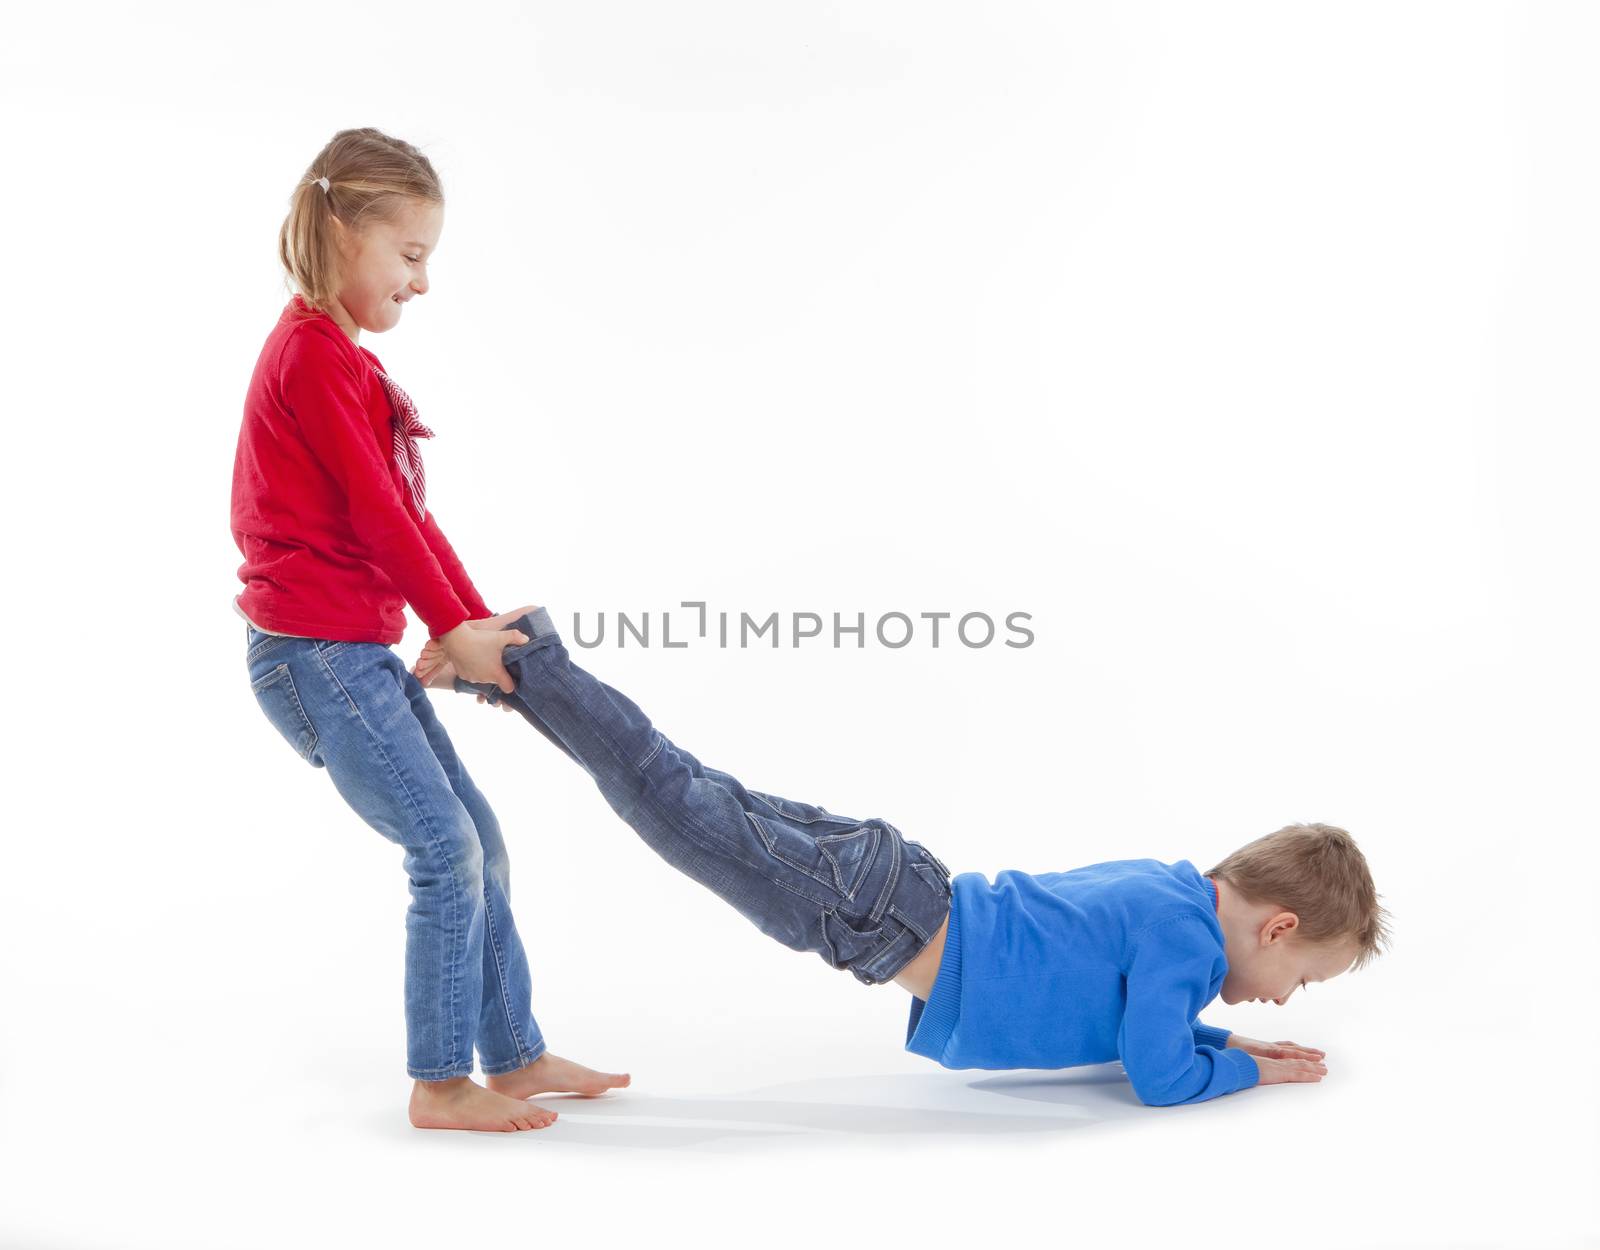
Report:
414,640,457,690
408,1076,559,1132
416,647,516,711
486,1052,632,1100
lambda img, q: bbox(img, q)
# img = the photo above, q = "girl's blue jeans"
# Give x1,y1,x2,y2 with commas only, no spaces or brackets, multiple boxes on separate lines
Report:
452,608,955,986
244,625,546,1081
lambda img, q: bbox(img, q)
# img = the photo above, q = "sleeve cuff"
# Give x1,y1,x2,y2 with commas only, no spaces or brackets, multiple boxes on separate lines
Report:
1192,1021,1232,1050
1218,1046,1260,1090
422,606,472,640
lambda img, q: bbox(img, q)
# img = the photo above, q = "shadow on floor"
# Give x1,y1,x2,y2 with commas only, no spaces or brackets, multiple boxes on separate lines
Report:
383,1064,1148,1151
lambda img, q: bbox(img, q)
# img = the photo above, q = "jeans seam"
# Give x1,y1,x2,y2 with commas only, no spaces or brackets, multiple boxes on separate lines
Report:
816,824,879,900
479,1040,548,1077
409,1062,475,1079
886,901,932,944
744,809,851,893
252,664,321,762
479,875,534,1068
750,791,859,826
316,647,473,1076
818,905,840,968
856,917,919,984
412,673,536,1074
865,821,901,924
247,635,293,665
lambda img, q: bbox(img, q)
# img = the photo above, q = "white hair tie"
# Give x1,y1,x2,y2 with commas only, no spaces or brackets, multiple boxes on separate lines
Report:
316,175,330,193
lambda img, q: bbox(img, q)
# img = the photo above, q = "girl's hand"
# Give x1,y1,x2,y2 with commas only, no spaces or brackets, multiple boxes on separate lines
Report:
1225,1033,1327,1062
409,644,515,712
411,619,530,711
465,604,540,631
413,606,541,685
439,621,525,693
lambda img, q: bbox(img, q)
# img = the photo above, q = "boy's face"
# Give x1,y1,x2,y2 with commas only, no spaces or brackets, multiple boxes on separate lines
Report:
1219,928,1360,1007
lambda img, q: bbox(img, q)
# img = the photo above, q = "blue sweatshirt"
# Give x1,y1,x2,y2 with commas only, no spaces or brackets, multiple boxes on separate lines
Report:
904,858,1260,1106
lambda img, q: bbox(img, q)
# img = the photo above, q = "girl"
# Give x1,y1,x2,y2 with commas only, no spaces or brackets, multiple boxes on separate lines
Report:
231,127,628,1132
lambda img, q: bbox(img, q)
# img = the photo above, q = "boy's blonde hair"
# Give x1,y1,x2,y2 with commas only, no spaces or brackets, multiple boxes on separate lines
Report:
279,127,444,317
1206,822,1392,971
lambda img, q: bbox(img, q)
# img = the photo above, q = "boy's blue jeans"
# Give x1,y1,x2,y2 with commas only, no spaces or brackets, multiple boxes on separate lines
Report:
453,608,955,986
243,625,546,1080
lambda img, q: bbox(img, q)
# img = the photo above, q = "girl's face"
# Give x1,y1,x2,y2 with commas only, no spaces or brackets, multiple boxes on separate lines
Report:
327,199,443,342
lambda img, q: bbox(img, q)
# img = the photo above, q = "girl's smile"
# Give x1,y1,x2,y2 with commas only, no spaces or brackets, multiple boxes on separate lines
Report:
324,199,442,345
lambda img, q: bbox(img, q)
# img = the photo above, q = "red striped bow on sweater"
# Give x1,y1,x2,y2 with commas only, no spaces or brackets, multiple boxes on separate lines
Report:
370,364,434,521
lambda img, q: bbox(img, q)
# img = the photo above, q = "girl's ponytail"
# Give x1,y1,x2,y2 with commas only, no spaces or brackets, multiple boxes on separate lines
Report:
278,127,444,320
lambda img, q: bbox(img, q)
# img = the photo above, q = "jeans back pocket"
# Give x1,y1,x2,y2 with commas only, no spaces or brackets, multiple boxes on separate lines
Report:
250,662,322,766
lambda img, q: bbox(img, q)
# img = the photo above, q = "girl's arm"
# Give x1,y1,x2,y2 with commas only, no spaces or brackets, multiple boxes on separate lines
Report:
282,327,474,639
419,509,492,621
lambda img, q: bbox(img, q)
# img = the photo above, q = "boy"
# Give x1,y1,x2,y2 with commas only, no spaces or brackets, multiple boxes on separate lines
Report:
415,607,1390,1108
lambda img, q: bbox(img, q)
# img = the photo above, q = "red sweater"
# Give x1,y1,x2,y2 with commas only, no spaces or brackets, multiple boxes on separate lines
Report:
230,295,491,644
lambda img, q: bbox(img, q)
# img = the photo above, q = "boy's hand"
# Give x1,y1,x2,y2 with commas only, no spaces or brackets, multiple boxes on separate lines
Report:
1252,1053,1329,1088
1225,1033,1326,1062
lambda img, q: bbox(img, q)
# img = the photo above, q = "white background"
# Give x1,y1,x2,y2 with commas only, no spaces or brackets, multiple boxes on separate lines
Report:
4,3,1597,1248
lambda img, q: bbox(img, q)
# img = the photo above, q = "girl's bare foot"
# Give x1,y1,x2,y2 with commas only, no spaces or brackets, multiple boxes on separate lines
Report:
486,1052,632,1100
408,1076,559,1132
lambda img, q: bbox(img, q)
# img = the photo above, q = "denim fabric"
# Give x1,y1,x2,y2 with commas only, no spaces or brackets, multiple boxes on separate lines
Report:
243,624,546,1079
455,608,954,986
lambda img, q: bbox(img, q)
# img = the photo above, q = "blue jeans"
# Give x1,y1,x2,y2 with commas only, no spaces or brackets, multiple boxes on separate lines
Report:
243,626,546,1080
454,608,954,985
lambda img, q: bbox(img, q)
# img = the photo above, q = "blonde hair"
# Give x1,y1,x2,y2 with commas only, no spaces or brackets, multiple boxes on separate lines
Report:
1206,822,1392,972
278,127,444,318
